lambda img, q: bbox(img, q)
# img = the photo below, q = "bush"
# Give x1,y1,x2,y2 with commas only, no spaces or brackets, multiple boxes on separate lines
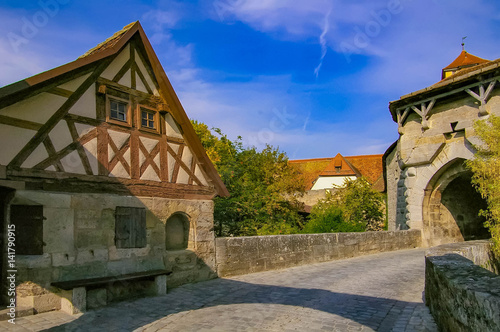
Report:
466,114,500,255
303,177,385,234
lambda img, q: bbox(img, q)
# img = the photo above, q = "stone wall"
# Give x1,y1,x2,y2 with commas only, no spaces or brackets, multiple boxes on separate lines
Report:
216,230,421,277
10,190,217,313
387,83,500,246
425,241,500,332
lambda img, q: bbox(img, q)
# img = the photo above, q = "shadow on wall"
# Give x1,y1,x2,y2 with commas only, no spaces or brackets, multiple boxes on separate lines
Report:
0,142,218,313
42,278,435,331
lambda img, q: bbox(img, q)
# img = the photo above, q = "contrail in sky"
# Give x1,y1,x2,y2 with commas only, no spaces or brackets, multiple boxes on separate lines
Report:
314,8,332,78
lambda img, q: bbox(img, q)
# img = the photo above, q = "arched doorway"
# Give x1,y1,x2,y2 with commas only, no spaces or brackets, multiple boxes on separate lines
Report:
422,159,489,246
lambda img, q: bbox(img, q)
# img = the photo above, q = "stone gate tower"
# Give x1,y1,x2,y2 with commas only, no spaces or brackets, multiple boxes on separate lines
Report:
385,50,499,246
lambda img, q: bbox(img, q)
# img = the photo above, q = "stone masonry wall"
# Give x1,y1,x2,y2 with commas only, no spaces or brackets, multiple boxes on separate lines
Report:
216,230,421,277
425,241,500,332
11,190,216,313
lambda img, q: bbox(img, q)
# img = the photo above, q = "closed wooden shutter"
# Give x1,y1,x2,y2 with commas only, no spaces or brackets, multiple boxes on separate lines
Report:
115,207,146,248
10,205,44,255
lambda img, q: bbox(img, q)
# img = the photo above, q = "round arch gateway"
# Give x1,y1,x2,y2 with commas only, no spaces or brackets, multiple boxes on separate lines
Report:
422,159,489,246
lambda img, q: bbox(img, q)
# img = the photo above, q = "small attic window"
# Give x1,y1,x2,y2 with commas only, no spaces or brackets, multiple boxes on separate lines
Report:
137,105,159,133
106,95,132,127
111,100,128,121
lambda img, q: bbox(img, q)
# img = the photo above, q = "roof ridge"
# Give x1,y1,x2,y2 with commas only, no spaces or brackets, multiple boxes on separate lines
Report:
78,21,138,59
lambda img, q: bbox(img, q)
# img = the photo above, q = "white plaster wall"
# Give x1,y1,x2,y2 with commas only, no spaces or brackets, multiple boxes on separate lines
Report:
165,114,183,139
0,125,36,165
311,176,357,190
68,85,96,118
100,45,130,80
58,73,91,92
0,92,66,124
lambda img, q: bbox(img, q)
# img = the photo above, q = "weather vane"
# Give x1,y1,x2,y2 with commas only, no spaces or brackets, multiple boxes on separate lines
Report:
462,36,467,51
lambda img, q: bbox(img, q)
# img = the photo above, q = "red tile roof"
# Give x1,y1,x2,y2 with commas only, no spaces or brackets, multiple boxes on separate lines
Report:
289,154,383,190
390,52,500,121
441,50,490,79
442,50,489,71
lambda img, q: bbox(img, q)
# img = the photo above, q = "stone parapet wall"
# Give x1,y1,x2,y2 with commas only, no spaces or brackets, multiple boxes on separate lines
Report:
425,240,500,332
216,230,421,277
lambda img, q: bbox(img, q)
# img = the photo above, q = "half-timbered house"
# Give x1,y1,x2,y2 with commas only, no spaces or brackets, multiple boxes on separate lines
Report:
0,21,228,315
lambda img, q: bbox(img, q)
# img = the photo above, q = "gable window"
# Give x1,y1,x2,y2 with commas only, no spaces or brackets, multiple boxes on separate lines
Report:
110,99,128,122
10,205,44,255
115,207,147,248
106,95,132,127
137,105,159,133
141,108,155,129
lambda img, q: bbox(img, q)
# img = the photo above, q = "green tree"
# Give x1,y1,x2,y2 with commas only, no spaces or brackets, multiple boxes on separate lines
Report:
337,177,385,231
303,192,365,234
303,177,385,234
466,114,500,255
191,121,305,237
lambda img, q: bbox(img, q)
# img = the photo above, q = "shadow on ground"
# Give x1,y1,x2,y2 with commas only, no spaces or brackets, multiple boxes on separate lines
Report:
42,278,436,331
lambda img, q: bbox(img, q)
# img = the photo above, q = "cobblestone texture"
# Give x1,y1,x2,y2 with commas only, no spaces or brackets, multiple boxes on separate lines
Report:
0,248,437,331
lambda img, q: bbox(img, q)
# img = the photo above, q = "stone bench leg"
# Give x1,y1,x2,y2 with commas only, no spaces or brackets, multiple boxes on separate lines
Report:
61,287,86,315
155,275,167,295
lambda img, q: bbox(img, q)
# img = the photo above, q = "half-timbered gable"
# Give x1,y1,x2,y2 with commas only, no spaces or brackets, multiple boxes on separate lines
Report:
0,21,227,199
0,22,227,314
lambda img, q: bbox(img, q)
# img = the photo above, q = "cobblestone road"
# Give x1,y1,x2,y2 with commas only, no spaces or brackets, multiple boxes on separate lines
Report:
1,248,437,332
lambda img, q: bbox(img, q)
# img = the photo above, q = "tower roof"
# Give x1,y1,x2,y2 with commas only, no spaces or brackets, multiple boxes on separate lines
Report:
441,50,490,79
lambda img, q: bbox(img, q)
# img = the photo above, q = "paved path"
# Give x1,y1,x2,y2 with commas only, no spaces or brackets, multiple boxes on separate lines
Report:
1,248,437,332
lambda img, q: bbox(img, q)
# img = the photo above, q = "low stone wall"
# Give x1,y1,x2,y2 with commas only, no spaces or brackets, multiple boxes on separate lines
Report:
425,240,500,332
216,230,421,277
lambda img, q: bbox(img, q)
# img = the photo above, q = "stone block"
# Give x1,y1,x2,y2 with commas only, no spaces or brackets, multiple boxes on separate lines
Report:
17,254,52,269
87,288,107,309
52,253,76,267
43,208,74,253
76,249,109,265
74,209,100,229
155,275,167,295
33,293,61,313
75,230,108,249
16,191,71,208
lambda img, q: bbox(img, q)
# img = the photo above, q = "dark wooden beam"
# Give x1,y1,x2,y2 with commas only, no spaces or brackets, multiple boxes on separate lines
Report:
9,58,113,168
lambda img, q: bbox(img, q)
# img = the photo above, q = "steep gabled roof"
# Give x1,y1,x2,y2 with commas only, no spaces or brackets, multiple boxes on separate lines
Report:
289,154,383,190
0,21,229,197
442,50,489,71
319,153,359,177
441,50,490,79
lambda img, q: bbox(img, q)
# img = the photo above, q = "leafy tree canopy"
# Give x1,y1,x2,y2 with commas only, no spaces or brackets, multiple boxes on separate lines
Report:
304,177,385,234
192,120,305,237
466,114,500,255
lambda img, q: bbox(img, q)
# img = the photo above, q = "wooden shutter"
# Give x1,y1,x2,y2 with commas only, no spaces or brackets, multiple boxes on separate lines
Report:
10,205,44,255
115,207,146,248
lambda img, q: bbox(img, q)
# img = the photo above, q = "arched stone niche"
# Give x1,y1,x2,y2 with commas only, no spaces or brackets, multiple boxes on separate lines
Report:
422,159,489,246
165,212,190,250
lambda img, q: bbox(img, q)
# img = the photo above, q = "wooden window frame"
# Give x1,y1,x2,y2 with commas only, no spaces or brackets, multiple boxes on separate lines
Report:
137,104,160,134
106,95,132,127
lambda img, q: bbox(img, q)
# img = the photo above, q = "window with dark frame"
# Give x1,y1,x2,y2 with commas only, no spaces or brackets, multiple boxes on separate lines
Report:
115,207,147,248
110,98,128,122
141,108,156,129
10,205,44,255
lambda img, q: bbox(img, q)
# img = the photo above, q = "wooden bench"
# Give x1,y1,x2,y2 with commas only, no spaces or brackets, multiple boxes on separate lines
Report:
51,269,172,314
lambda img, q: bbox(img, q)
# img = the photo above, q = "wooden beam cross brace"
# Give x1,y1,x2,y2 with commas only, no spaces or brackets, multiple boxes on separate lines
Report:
410,99,435,130
397,107,410,134
465,81,496,115
138,140,161,179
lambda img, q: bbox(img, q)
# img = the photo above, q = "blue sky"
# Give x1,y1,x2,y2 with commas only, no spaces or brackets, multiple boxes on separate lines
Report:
1,0,500,159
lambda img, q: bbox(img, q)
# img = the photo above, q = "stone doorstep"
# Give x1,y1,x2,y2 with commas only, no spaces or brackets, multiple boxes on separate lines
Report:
0,306,35,321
